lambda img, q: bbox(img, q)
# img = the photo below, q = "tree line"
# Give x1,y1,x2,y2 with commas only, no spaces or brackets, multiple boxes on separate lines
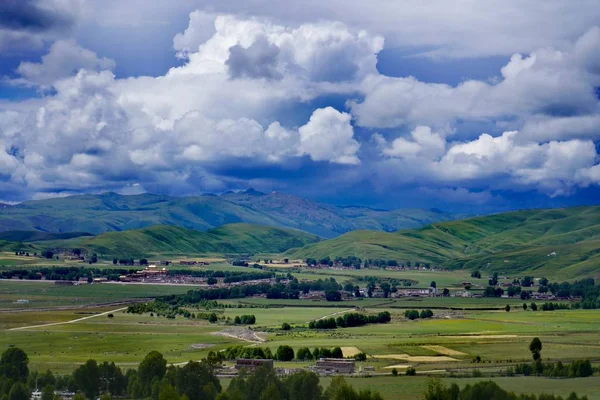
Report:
308,311,391,329
424,380,589,400
0,347,383,400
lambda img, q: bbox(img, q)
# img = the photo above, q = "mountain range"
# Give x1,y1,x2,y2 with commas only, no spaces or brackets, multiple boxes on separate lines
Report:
0,190,458,238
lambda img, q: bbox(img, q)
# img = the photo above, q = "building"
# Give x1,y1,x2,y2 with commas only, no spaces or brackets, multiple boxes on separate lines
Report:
235,358,274,372
359,366,376,374
315,358,355,374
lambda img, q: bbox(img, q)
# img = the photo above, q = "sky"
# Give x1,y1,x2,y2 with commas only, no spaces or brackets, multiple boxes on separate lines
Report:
1,0,600,212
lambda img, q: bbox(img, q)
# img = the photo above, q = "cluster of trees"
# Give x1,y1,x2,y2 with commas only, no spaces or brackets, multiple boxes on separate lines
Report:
0,266,136,282
308,312,391,329
540,302,570,311
112,258,137,266
221,346,274,360
305,256,363,268
484,286,505,297
0,347,382,400
509,338,595,379
513,360,594,378
166,270,276,283
153,279,344,306
233,315,256,325
305,256,431,270
296,347,345,360
471,270,482,278
424,380,589,400
223,369,382,400
404,309,434,320
545,278,598,300
220,345,349,363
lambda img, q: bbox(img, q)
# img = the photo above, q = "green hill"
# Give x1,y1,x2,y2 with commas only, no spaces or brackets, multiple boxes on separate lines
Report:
0,191,459,238
44,223,321,258
287,206,600,279
0,231,93,242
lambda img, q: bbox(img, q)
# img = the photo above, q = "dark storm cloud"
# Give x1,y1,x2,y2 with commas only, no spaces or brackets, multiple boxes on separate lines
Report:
226,36,282,80
0,0,74,32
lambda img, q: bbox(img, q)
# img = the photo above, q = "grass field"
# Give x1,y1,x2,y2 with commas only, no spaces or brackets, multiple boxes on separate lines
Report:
0,267,598,399
0,280,197,309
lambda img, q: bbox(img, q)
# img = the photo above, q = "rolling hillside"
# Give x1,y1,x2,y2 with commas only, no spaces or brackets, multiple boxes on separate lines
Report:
0,191,458,238
287,206,600,279
39,223,322,258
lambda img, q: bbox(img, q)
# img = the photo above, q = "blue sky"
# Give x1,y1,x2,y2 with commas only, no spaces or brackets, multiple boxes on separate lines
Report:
1,0,600,212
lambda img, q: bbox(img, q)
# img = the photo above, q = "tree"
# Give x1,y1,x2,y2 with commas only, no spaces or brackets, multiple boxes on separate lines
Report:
354,352,367,361
531,302,538,311
209,313,218,323
296,348,313,361
325,290,341,302
112,258,118,265
158,383,180,400
8,382,29,400
406,367,416,376
99,361,126,396
138,351,166,397
523,303,528,310
276,345,294,361
0,347,29,382
175,361,221,400
529,337,542,361
284,371,322,400
41,385,55,400
90,254,98,264
380,282,391,298
281,322,291,331
139,258,148,266
430,281,436,288
73,359,100,399
41,250,54,259
331,347,343,358
207,277,218,285
442,288,450,296
505,304,511,312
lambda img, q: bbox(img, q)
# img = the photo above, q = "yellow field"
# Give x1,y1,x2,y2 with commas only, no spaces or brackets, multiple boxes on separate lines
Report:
421,345,466,356
373,354,459,362
341,346,362,357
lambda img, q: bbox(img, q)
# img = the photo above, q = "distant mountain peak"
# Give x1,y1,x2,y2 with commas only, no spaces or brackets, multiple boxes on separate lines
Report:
243,188,266,196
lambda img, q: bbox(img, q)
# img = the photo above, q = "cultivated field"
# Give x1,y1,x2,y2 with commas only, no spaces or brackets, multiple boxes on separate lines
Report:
1,267,599,399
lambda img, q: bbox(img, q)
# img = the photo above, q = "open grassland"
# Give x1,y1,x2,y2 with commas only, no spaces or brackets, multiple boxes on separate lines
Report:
0,277,598,399
0,280,197,309
1,284,598,377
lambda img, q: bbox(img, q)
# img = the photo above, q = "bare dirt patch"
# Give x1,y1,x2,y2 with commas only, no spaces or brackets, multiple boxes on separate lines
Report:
421,345,467,356
383,364,411,369
213,327,266,343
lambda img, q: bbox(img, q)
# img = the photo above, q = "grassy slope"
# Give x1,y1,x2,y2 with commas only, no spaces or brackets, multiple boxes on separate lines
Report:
0,192,458,238
288,206,600,278
45,223,322,258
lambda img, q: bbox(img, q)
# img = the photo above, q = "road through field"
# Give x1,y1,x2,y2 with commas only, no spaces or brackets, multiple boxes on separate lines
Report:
7,307,127,331
308,308,355,323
